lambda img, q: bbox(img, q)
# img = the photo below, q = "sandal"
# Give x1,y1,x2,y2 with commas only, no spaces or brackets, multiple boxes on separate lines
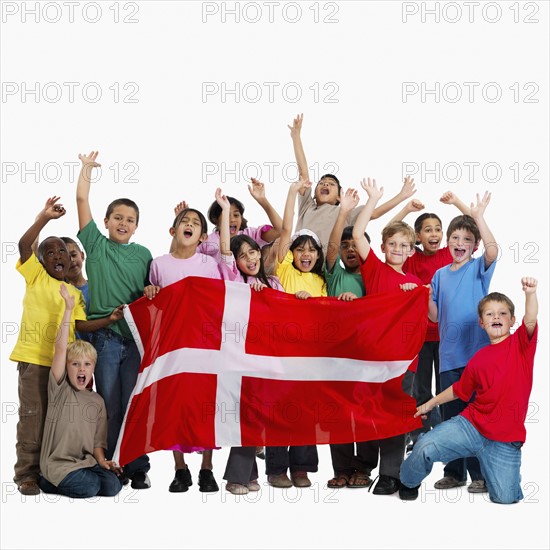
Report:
347,472,372,488
327,473,350,489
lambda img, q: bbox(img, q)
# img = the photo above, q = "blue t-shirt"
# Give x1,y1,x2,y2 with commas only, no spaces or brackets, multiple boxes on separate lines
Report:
431,256,496,373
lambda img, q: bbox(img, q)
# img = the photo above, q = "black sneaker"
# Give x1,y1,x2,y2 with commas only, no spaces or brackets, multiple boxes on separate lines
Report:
169,468,192,493
399,482,419,501
130,471,151,490
198,469,219,493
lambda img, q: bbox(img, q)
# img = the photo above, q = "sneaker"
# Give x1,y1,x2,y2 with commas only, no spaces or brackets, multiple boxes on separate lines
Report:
434,476,466,490
246,480,261,492
169,468,192,493
467,480,488,493
18,480,40,496
399,482,419,501
267,473,293,488
226,482,248,495
290,471,311,488
130,471,151,490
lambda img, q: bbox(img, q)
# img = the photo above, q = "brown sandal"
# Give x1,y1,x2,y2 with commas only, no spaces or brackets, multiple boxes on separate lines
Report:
347,472,372,488
327,473,350,489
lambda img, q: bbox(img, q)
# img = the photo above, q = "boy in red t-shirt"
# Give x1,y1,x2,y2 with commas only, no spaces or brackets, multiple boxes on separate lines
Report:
399,277,538,503
352,178,424,495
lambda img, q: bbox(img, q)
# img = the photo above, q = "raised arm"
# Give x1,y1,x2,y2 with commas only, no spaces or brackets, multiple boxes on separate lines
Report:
370,176,415,220
288,113,310,189
389,198,425,224
470,191,498,269
51,284,74,383
278,178,311,263
326,188,359,271
352,178,384,262
248,177,282,242
215,187,232,257
19,197,66,264
522,277,538,337
440,190,470,215
76,151,101,230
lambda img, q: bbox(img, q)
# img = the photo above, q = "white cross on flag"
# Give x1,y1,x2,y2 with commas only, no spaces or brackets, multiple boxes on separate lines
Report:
114,277,427,466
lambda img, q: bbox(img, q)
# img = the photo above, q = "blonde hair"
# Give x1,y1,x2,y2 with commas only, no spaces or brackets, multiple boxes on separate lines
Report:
66,340,97,363
381,221,416,246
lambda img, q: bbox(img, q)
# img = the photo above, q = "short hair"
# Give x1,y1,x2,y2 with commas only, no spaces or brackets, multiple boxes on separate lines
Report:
446,215,480,243
37,236,67,263
60,237,82,251
66,340,97,363
381,221,415,246
341,225,370,244
207,197,248,230
289,234,325,278
105,198,140,225
172,208,208,235
316,174,342,204
478,292,515,318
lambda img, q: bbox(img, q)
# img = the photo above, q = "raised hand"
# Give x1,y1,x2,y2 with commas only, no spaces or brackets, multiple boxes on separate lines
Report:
359,177,384,201
59,283,75,310
78,150,101,168
470,191,491,219
399,176,416,199
43,196,66,219
290,177,311,195
339,188,359,212
439,190,457,205
215,187,230,210
521,277,537,294
406,199,425,213
287,113,304,139
248,177,266,202
174,201,189,216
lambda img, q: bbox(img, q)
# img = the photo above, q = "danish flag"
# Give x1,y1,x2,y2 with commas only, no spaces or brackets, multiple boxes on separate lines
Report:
114,277,427,466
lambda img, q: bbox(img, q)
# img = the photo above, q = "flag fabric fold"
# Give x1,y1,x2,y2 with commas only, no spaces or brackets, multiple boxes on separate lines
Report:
114,277,427,467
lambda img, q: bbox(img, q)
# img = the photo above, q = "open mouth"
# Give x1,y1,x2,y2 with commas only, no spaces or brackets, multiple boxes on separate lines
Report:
320,188,329,195
491,322,503,328
246,261,259,272
428,239,440,247
300,259,312,269
183,228,193,238
77,374,86,385
230,225,238,234
345,253,357,262
54,263,65,272
454,248,466,258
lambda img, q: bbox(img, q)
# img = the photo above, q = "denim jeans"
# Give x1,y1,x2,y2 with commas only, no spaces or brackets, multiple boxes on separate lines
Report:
400,416,523,504
91,328,149,475
39,464,122,498
439,367,482,482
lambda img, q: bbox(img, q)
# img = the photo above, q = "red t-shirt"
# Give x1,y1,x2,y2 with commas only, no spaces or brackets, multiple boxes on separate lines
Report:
453,321,538,443
403,247,453,341
360,250,423,294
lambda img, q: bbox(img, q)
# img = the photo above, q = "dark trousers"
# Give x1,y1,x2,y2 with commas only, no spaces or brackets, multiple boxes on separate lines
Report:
223,447,258,484
265,445,318,475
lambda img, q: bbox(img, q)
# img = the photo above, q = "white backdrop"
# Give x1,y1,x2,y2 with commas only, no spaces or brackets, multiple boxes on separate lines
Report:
1,1,548,549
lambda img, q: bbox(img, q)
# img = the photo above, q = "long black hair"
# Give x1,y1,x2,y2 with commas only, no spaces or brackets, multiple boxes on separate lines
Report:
230,235,274,288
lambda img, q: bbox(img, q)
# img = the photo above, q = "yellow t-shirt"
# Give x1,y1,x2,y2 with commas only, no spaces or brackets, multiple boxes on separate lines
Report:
276,250,327,297
10,253,87,367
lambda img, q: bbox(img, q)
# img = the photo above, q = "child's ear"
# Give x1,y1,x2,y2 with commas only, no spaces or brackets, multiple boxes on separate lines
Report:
104,217,109,229
198,233,208,244
407,246,415,258
479,317,484,329
381,243,385,253
169,227,176,237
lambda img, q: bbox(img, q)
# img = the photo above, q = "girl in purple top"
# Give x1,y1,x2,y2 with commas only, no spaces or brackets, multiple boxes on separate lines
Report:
145,188,235,495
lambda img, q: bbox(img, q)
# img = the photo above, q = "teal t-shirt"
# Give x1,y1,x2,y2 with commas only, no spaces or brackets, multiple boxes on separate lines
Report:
78,220,152,339
324,256,365,298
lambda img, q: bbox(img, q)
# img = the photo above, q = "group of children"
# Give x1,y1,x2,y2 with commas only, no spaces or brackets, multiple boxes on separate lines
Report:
10,115,538,504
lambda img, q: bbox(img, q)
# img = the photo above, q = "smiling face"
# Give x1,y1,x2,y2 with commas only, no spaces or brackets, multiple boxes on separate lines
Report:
236,241,261,277
104,205,138,244
479,300,515,344
448,228,476,267
314,176,340,206
170,210,207,248
381,231,414,269
339,239,361,272
65,242,85,282
66,354,95,391
417,217,443,255
39,237,70,280
292,240,319,273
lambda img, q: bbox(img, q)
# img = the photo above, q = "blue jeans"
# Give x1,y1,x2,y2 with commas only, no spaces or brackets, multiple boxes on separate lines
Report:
91,328,149,475
400,416,523,504
39,465,122,498
439,367,482,482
